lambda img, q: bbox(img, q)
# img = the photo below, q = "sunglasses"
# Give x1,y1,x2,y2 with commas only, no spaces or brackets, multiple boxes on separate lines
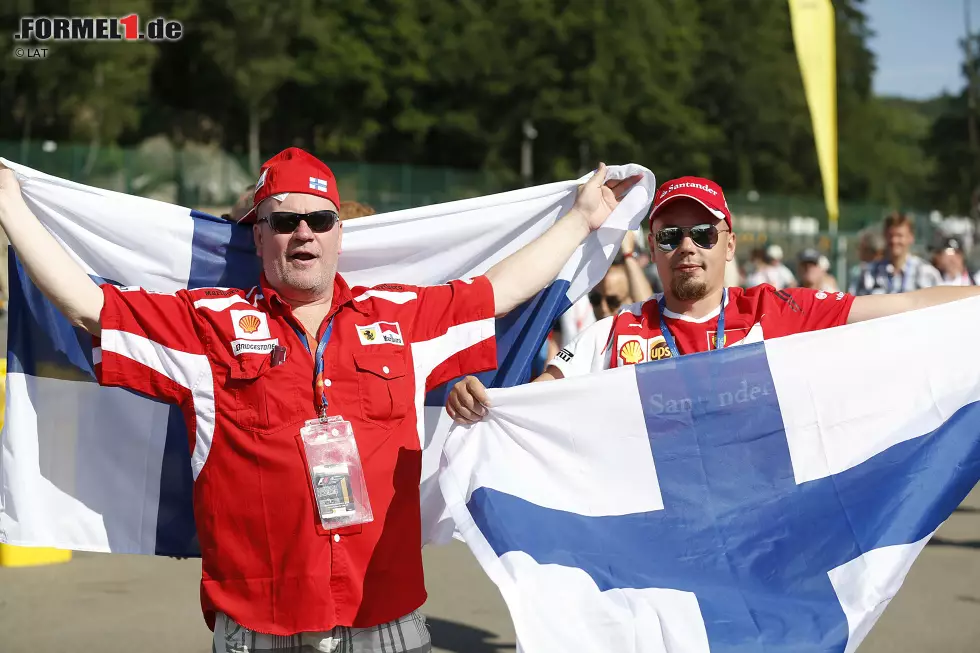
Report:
258,210,339,234
654,224,728,252
589,291,625,313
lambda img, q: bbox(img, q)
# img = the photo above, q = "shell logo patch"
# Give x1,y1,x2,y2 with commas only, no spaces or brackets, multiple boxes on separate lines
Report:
238,314,261,334
230,309,271,340
618,338,645,365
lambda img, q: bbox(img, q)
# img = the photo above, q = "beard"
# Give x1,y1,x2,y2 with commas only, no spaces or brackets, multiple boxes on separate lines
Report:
670,273,709,302
271,256,337,295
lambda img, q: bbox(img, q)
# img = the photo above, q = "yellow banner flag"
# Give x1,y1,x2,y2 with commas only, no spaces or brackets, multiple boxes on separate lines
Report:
788,0,839,231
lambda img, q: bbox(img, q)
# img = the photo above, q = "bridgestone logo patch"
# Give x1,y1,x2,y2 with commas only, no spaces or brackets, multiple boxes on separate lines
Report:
232,339,278,356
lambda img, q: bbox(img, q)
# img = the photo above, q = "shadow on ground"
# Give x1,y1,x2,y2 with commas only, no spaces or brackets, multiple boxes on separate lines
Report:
954,505,980,514
427,617,516,653
928,536,980,549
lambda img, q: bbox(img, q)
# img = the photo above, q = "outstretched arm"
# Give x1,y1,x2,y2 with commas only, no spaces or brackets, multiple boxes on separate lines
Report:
847,286,980,324
485,164,641,317
620,231,654,301
0,165,104,335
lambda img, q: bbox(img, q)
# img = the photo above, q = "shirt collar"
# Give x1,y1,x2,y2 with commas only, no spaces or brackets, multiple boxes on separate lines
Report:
257,272,355,319
648,292,725,324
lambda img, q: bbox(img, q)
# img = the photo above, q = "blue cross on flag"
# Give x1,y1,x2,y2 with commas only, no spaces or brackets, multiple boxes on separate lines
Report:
309,176,328,192
440,300,980,653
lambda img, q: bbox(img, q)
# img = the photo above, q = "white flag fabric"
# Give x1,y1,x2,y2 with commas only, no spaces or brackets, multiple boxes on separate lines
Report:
0,158,656,555
439,297,980,653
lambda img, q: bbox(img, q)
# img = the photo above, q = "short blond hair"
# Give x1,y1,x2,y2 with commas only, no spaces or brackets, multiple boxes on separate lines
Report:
339,201,376,221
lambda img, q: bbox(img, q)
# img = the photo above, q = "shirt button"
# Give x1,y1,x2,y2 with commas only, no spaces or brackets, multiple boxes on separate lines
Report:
382,366,390,374
333,534,340,543
324,379,332,387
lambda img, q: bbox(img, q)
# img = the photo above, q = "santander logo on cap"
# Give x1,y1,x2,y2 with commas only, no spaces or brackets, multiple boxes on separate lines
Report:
650,176,732,229
239,147,341,224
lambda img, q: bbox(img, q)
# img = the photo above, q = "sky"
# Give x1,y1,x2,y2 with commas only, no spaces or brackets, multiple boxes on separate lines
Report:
866,0,978,99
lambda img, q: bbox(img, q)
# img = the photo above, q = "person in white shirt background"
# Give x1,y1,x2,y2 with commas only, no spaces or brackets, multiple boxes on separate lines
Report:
745,245,796,290
763,243,797,289
853,212,942,295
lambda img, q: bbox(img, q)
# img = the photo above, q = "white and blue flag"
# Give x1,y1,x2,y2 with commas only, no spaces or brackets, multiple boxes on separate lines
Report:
440,298,980,652
0,158,655,556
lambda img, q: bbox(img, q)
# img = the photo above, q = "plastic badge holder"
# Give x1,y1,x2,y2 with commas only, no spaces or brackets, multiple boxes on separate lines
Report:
300,416,374,529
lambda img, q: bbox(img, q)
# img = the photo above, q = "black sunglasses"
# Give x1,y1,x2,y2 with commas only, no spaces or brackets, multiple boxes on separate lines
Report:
589,291,625,313
654,224,728,252
259,210,339,234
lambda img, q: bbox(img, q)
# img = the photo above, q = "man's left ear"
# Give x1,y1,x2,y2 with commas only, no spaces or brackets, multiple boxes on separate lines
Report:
727,232,737,262
337,222,343,256
253,223,263,256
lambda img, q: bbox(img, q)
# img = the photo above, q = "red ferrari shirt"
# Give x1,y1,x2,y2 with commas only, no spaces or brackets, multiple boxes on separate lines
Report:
94,273,496,635
548,285,854,375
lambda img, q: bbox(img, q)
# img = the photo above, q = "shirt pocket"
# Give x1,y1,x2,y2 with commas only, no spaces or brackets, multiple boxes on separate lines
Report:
352,350,411,428
226,357,307,434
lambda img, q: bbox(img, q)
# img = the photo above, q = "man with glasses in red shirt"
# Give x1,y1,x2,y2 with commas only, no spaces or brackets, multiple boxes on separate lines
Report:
0,148,639,653
447,176,980,422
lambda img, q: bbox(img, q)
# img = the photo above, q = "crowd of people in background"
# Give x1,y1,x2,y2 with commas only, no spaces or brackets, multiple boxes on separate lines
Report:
541,210,980,353
209,190,978,377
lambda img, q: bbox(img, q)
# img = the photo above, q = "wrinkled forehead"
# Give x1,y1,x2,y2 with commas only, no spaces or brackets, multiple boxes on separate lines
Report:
651,199,725,230
256,192,339,220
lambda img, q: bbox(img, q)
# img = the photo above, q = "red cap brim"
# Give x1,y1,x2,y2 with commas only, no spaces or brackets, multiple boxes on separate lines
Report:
649,194,731,229
236,205,258,225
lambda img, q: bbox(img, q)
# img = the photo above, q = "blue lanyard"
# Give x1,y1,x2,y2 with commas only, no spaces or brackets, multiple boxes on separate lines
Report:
657,288,727,358
290,319,334,418
885,260,913,293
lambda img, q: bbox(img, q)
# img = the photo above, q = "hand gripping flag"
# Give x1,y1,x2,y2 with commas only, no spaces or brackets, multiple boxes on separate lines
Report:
439,297,980,653
0,158,655,555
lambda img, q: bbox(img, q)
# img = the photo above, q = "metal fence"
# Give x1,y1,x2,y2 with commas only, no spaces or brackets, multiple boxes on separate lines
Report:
0,140,501,214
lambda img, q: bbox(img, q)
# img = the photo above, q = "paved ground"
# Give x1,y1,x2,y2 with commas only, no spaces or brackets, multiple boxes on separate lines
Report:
1,489,979,652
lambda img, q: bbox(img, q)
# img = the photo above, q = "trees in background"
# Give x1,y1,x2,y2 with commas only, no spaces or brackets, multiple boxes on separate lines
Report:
0,0,974,211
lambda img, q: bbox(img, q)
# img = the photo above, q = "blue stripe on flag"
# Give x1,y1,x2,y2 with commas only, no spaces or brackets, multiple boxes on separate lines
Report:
424,279,571,406
152,211,259,556
7,252,100,380
187,210,260,289
467,343,980,651
153,406,200,557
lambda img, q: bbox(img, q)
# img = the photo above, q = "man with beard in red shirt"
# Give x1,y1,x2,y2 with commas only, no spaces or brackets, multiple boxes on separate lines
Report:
447,176,980,421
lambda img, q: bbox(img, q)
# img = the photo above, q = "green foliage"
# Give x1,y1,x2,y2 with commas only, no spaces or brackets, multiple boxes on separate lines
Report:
0,0,970,213
0,0,158,155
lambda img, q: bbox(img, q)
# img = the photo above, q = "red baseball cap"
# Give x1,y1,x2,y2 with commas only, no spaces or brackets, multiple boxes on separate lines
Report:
648,176,732,230
239,147,341,224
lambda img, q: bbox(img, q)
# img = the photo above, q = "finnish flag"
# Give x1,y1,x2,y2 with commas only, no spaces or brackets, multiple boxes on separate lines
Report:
0,158,655,556
309,176,329,192
440,299,980,652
